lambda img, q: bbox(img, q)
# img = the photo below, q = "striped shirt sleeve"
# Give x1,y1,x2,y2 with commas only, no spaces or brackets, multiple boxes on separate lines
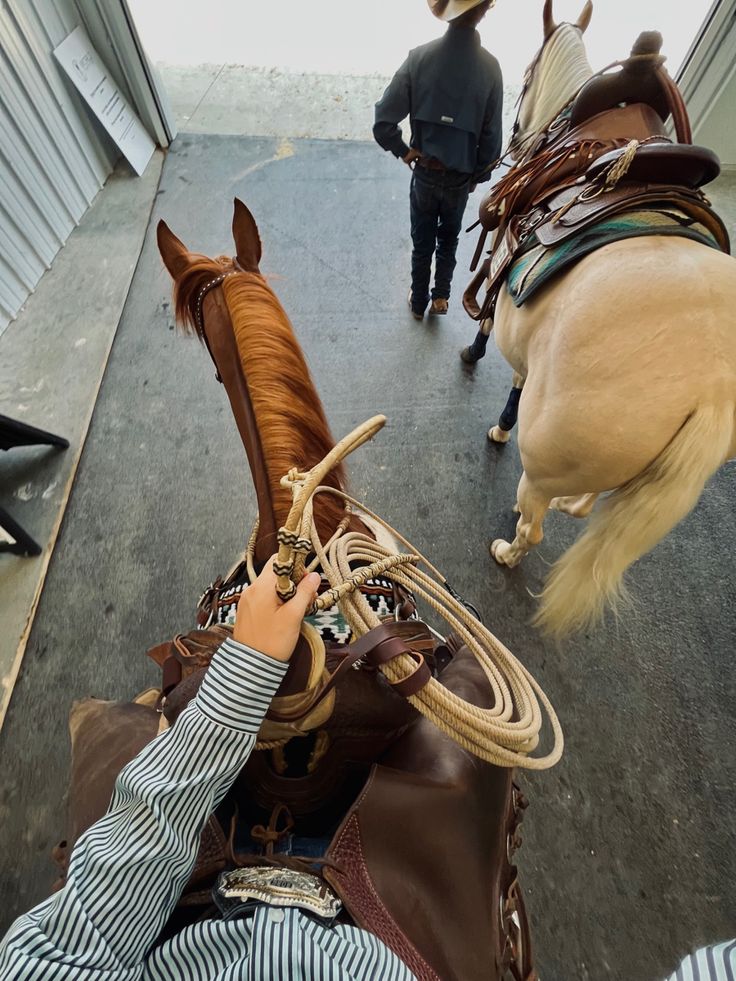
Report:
0,639,287,978
665,941,736,981
196,637,287,732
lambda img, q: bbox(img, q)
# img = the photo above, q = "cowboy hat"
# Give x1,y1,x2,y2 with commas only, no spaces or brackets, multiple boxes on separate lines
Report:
427,0,495,21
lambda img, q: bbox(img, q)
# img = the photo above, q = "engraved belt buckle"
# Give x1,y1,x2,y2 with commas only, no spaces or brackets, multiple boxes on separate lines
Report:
215,866,342,922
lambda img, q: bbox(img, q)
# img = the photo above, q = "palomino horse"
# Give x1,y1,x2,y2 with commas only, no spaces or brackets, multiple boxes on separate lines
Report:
475,0,736,636
155,201,562,980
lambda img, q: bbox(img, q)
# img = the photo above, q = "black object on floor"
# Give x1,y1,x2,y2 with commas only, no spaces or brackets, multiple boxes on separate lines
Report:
0,414,69,556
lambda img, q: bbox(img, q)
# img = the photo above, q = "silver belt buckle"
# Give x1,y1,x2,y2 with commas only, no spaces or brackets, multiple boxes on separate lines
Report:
216,866,342,921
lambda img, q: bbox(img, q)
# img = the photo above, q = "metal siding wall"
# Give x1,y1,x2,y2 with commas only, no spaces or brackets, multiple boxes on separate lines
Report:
0,0,119,334
677,0,736,163
76,0,176,146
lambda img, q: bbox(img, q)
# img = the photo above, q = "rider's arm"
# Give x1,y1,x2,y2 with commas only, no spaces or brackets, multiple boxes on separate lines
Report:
474,56,504,184
0,565,319,979
373,56,413,161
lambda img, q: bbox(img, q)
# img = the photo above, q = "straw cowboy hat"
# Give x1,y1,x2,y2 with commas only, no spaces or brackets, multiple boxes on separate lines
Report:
427,0,496,21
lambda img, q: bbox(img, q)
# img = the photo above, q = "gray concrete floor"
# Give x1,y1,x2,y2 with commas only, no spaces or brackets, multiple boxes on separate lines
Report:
0,136,734,981
0,154,163,726
158,63,521,143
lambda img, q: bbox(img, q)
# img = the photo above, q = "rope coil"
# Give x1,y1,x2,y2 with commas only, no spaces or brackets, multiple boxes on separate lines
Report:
254,416,563,771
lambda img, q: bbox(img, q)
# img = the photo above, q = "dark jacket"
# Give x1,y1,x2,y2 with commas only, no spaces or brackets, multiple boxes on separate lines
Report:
373,23,503,181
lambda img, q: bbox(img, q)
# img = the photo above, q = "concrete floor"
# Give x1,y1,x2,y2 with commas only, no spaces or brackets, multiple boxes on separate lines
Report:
158,63,521,142
0,137,734,980
0,154,163,726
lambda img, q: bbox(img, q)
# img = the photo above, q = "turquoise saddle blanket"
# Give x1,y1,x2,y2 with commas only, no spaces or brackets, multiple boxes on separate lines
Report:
506,208,721,307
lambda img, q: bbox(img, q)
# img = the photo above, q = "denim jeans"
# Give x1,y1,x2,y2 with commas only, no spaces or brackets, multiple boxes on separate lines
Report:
409,165,472,313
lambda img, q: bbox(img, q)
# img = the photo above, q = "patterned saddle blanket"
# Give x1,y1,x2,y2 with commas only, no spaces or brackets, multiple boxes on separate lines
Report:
506,205,724,307
201,567,413,646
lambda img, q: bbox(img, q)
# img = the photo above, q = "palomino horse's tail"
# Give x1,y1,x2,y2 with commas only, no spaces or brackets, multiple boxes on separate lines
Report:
535,403,734,637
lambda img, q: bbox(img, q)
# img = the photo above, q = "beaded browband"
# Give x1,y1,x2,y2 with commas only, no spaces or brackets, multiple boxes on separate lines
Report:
194,268,240,331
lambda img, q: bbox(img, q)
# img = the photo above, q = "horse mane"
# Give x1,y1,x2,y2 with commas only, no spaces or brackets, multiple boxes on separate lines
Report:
515,23,593,160
222,273,348,539
170,256,349,543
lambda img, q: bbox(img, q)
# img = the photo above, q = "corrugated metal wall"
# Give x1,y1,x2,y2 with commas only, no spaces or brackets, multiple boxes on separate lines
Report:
0,0,120,334
677,0,736,166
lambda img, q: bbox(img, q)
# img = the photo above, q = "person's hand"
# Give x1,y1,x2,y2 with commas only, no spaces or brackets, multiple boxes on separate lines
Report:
403,147,422,168
232,558,321,663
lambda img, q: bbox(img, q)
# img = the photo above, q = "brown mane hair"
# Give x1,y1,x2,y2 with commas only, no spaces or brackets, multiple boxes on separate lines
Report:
171,255,349,542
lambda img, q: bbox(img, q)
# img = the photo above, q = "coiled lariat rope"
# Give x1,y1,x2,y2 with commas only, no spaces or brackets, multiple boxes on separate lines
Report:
253,416,563,770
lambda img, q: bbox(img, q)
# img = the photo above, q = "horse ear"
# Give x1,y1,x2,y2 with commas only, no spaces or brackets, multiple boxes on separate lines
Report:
576,0,592,32
232,198,262,272
157,220,191,280
542,0,557,38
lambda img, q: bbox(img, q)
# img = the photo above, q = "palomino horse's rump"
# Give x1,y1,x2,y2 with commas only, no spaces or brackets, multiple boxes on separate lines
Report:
465,5,735,635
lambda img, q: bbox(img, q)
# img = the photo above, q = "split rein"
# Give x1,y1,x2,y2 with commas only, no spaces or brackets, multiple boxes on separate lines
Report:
250,416,563,771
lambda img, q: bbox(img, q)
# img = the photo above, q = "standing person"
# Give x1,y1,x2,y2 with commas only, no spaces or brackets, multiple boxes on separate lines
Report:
373,0,503,321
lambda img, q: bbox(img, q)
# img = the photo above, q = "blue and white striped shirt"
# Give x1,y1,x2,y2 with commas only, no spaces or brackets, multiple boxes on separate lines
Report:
0,639,415,980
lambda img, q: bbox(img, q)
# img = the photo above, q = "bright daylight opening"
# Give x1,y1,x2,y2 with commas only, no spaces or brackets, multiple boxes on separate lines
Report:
128,0,715,140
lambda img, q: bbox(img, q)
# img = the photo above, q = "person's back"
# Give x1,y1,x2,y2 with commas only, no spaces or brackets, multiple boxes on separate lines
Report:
373,0,503,320
403,26,501,175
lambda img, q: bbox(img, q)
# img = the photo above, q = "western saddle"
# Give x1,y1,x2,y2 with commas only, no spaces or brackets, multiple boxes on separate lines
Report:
463,32,729,322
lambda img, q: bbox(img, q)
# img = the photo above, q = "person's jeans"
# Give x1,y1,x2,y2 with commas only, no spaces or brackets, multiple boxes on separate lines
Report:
409,165,472,313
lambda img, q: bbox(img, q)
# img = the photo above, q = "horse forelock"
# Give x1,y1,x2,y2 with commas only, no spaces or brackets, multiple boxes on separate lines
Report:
220,273,348,540
515,23,593,158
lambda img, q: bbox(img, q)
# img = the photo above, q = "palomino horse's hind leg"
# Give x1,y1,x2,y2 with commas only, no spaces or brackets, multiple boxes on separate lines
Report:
491,472,550,567
488,372,525,444
549,493,598,518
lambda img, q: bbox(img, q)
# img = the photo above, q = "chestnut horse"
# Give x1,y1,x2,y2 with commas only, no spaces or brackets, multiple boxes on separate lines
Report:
483,0,736,635
155,201,553,981
157,199,370,559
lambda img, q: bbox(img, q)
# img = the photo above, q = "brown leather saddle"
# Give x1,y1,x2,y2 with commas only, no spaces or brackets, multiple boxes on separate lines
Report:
54,590,535,981
463,33,728,323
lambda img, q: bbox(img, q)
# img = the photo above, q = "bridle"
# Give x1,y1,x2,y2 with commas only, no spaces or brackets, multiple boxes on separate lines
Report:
194,265,241,332
194,256,262,383
192,259,247,380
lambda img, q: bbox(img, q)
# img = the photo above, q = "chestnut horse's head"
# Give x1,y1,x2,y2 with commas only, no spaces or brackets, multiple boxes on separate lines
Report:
510,0,593,162
157,199,352,557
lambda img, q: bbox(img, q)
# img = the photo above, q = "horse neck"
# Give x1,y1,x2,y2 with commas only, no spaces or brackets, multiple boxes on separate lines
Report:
220,273,360,550
520,26,593,156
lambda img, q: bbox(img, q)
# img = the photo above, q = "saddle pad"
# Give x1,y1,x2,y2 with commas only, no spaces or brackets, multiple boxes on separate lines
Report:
211,575,405,646
507,207,722,307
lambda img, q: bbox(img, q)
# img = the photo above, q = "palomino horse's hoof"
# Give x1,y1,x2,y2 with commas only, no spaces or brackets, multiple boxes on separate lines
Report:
460,346,479,365
490,538,512,565
488,425,511,444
